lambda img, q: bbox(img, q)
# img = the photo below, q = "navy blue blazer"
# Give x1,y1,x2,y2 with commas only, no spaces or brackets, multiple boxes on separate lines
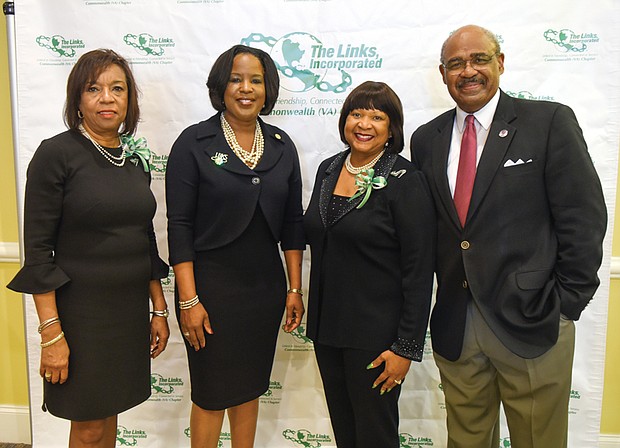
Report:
411,91,607,361
166,113,304,265
304,151,436,361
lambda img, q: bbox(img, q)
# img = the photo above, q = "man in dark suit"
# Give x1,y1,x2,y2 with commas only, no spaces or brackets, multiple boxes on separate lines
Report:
410,24,607,448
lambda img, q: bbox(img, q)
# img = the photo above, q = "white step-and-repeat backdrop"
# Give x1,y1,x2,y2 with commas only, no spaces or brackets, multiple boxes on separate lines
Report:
11,0,619,446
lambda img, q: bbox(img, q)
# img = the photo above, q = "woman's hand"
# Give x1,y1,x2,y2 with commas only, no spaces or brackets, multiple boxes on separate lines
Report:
283,292,305,333
40,330,70,384
180,303,213,351
150,315,170,358
367,350,411,394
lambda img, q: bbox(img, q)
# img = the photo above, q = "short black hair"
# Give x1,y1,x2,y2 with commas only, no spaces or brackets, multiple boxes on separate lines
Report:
338,81,404,154
206,45,280,115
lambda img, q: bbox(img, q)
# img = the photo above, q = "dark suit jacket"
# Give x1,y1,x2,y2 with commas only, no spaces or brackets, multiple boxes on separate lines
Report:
166,113,304,265
304,151,436,361
410,90,606,361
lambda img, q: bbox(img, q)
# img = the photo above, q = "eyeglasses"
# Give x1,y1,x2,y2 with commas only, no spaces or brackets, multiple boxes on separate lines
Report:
442,53,499,74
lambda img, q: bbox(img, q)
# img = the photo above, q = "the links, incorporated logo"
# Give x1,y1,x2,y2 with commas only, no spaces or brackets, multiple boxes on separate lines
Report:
399,433,434,447
149,372,184,402
149,153,168,181
282,324,314,352
544,28,599,53
241,32,383,94
116,426,147,446
282,429,332,447
36,35,85,57
124,33,176,56
505,91,555,102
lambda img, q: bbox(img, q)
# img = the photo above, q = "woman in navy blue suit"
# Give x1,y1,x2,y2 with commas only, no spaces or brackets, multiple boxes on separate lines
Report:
304,81,436,448
166,45,304,448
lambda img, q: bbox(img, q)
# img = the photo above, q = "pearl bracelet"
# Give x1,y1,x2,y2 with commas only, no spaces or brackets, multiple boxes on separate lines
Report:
287,288,303,296
179,295,200,310
41,331,65,348
38,317,61,334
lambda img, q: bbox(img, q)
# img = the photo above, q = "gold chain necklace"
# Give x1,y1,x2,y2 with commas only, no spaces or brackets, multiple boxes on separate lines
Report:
220,114,264,170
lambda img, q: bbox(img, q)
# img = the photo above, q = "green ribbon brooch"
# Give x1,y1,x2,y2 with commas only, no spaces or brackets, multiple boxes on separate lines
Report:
349,168,387,209
121,134,151,172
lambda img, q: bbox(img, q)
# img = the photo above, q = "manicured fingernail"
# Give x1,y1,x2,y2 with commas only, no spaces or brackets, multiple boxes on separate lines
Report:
366,363,374,369
380,389,385,395
372,383,377,389
387,388,392,393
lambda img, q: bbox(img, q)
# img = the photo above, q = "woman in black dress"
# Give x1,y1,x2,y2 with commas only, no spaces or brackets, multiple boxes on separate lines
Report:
304,81,436,448
8,49,170,447
166,45,304,448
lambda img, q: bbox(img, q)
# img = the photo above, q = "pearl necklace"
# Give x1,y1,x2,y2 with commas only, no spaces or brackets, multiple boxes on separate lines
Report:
220,114,264,170
344,150,385,175
79,124,126,167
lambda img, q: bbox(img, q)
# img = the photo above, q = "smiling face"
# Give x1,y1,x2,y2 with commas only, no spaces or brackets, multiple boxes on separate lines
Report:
79,63,128,143
223,53,266,127
439,25,504,113
344,108,391,163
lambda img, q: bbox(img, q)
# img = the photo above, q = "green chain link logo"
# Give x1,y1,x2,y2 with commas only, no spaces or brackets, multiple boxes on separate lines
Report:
544,29,594,53
124,33,175,56
36,35,85,57
282,429,331,447
400,433,435,447
241,32,386,93
116,426,147,446
289,325,313,344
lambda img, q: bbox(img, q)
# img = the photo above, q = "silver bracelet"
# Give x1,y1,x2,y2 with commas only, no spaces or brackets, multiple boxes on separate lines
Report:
38,317,61,334
40,331,65,348
179,295,200,310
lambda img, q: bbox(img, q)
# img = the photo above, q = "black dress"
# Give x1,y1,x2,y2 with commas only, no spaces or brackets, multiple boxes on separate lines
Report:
8,130,168,421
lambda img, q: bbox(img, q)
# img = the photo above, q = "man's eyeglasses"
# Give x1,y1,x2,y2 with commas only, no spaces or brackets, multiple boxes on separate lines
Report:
442,53,499,73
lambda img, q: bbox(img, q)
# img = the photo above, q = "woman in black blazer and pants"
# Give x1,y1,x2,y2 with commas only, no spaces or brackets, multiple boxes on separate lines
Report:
304,81,436,448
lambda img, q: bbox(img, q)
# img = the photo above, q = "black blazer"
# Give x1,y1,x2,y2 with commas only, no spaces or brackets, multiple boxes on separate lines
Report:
304,151,436,361
166,113,304,265
410,91,607,361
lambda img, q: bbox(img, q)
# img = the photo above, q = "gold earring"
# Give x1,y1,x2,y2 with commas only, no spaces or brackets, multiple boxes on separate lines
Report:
77,110,84,119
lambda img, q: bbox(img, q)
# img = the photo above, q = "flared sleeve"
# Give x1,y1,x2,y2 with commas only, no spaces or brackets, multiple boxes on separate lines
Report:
7,138,71,294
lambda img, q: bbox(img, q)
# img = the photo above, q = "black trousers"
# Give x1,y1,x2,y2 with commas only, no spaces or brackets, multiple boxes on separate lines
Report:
314,343,401,448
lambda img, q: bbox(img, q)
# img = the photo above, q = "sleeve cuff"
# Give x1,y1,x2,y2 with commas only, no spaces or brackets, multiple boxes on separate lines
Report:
7,263,71,294
390,337,424,362
151,257,170,280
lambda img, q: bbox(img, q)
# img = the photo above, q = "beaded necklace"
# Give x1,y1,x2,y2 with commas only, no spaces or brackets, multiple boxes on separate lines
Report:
344,149,385,175
220,114,264,170
79,124,125,167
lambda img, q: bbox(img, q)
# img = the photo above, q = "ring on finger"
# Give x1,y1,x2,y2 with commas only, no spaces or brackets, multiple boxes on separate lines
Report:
394,379,402,385
44,372,52,380
183,332,190,337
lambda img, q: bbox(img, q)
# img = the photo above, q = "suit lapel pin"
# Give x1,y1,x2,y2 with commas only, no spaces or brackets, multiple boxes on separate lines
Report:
390,169,406,178
211,152,228,166
499,129,509,138
274,133,282,140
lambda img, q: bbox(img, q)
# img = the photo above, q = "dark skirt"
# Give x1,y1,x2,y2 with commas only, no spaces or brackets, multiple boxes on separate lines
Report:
177,207,286,410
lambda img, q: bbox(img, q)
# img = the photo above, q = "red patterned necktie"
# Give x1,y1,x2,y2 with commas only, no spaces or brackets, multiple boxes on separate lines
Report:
454,114,477,227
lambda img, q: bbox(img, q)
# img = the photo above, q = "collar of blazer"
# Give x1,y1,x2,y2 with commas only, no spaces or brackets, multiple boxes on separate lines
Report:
318,149,398,227
432,90,518,230
196,113,286,175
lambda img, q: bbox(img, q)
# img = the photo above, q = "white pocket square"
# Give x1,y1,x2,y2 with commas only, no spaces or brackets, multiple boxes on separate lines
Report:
503,158,533,167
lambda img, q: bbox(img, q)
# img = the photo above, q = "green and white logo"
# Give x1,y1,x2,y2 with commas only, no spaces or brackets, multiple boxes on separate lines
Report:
149,373,184,402
505,91,555,102
149,153,168,181
36,35,85,58
116,425,148,446
124,33,176,56
282,429,332,447
399,433,434,447
260,379,283,405
241,32,383,94
282,324,314,352
544,28,598,53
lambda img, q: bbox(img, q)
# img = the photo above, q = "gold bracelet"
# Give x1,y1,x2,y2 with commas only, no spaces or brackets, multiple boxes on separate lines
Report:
179,295,200,310
41,331,65,348
287,288,303,296
38,317,61,334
